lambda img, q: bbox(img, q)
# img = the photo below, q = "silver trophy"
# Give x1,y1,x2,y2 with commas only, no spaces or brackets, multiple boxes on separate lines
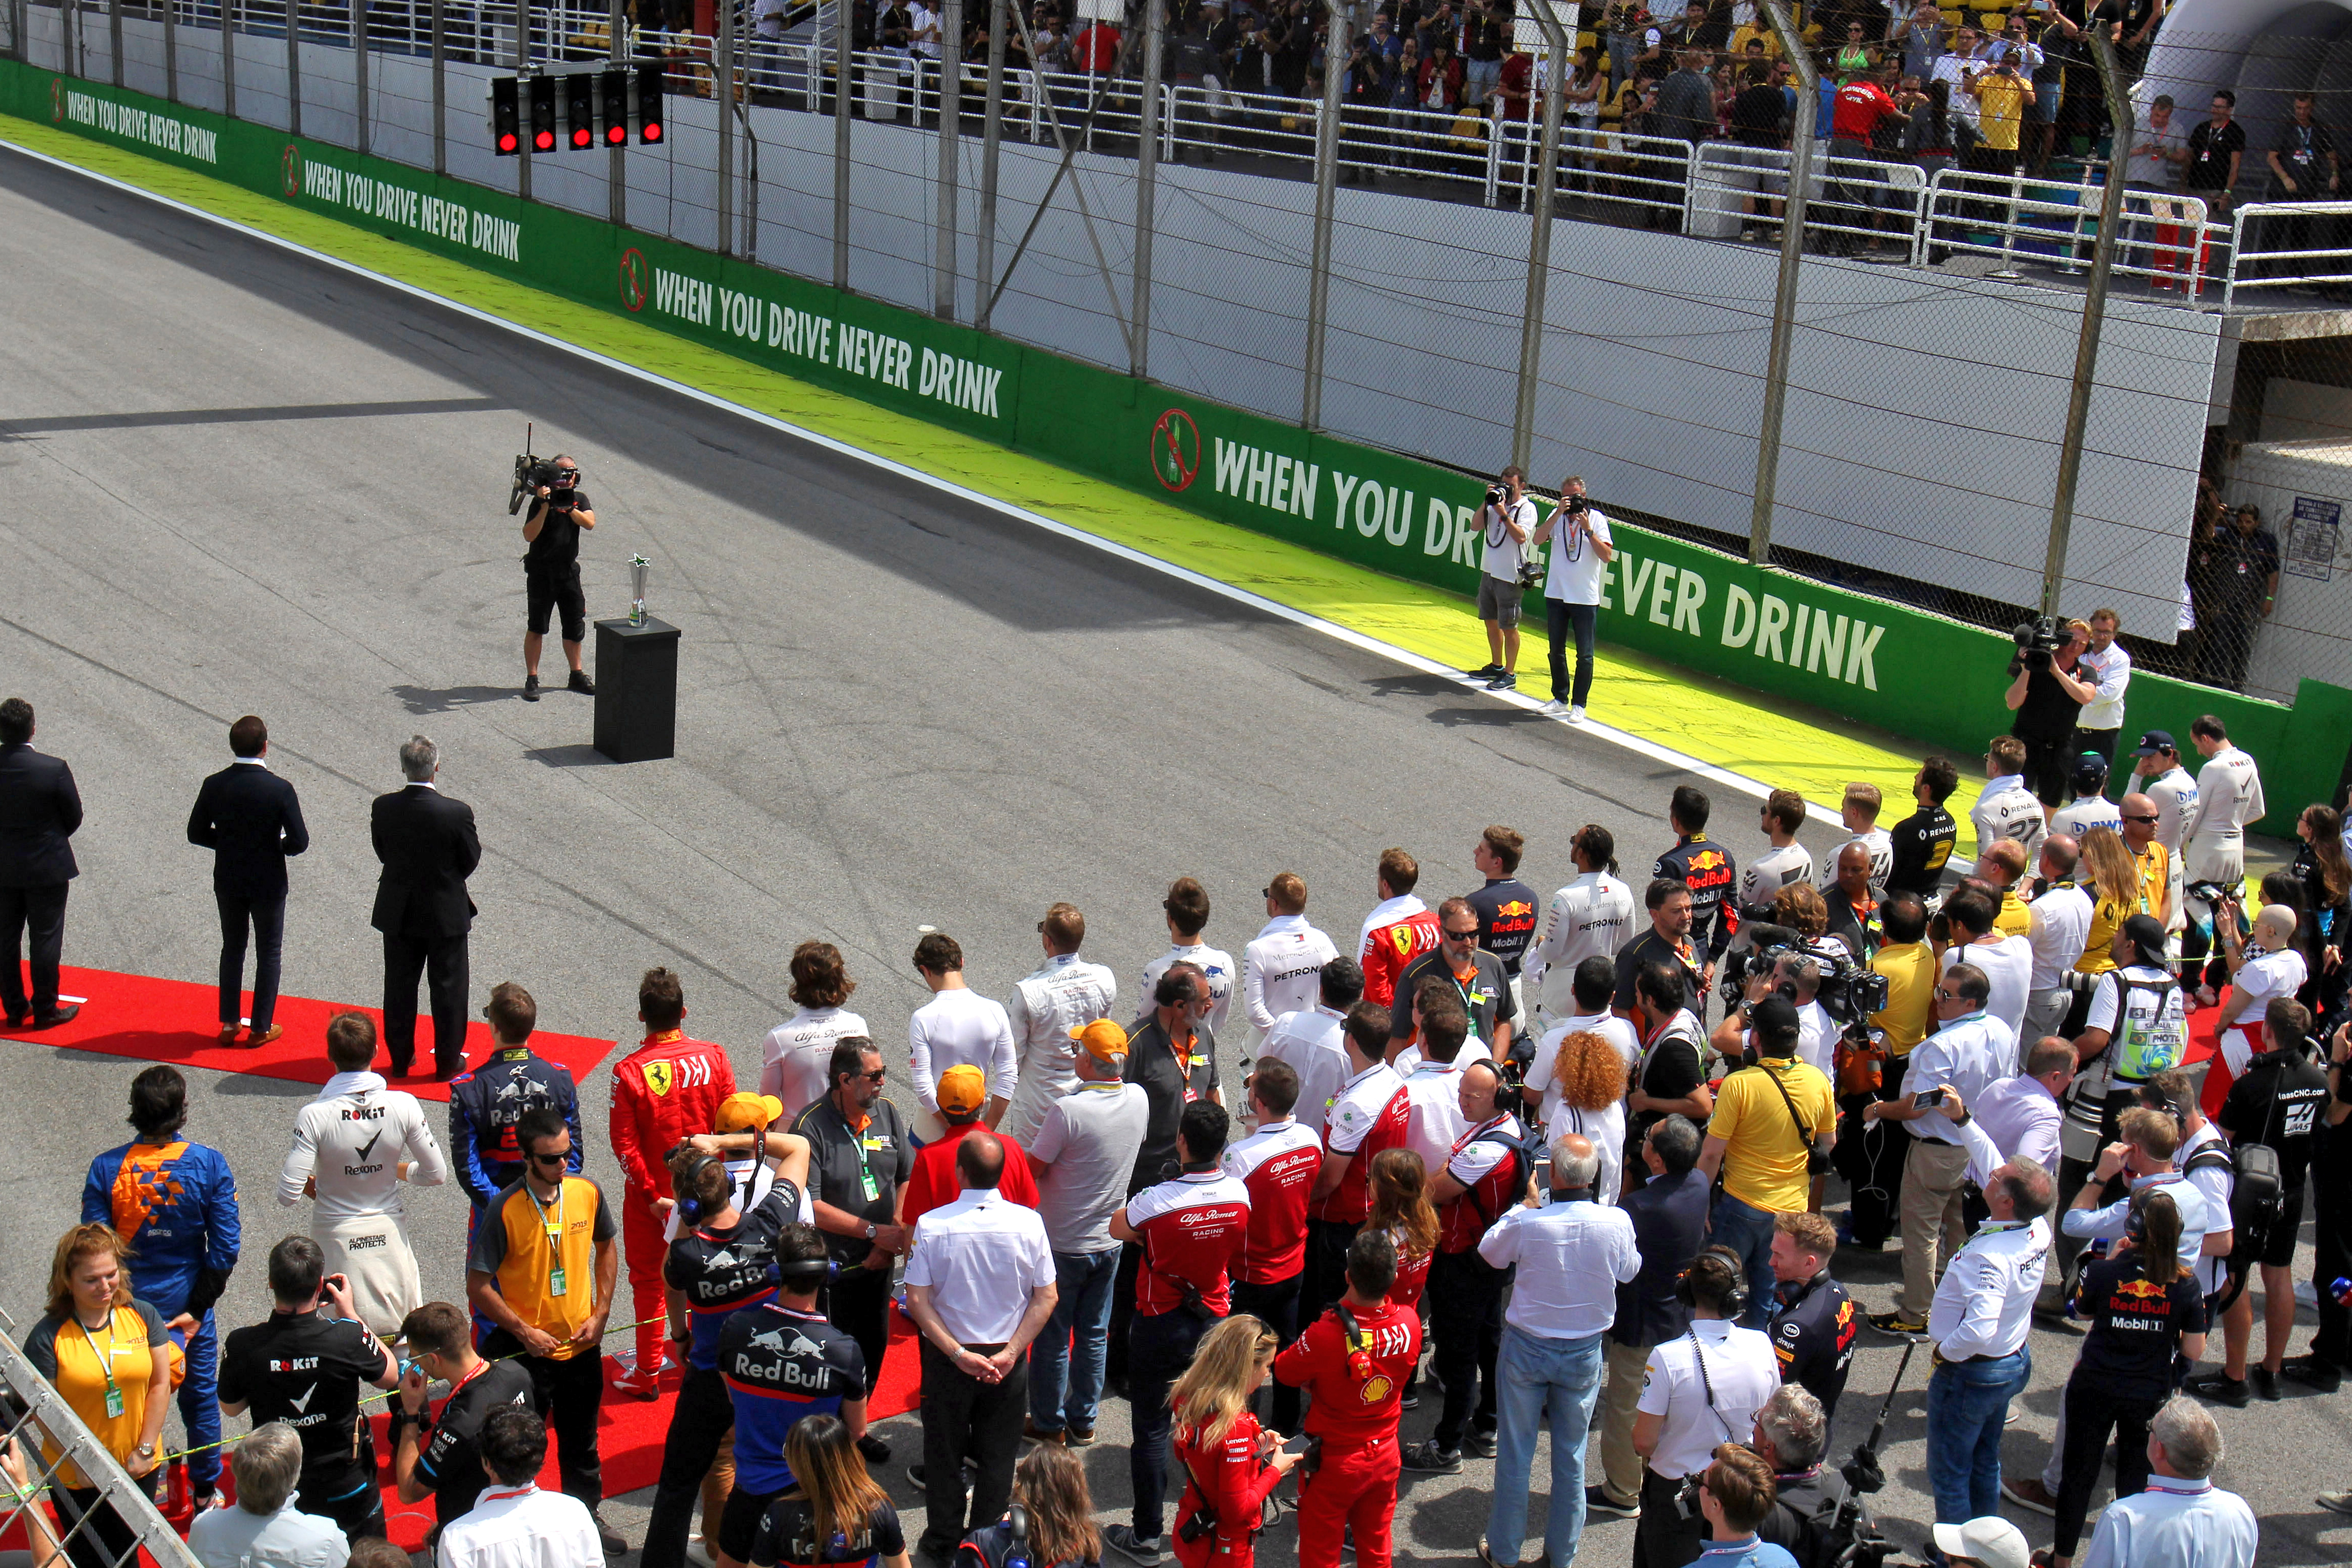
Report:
628,555,650,627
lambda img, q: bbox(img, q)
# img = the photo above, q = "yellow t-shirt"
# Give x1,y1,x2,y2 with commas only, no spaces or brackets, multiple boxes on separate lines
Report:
470,1175,618,1359
27,1302,166,1487
1708,1058,1837,1213
1995,889,2033,940
1871,941,1937,1056
2136,841,2171,927
1974,71,2029,151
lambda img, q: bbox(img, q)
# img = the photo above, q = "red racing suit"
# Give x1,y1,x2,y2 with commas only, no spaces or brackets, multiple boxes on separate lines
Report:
1272,1297,1421,1568
1360,908,1442,1012
609,1029,736,1378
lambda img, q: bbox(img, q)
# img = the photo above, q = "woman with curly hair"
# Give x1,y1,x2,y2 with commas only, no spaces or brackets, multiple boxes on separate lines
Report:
1543,1029,1629,1203
1366,1149,1441,1306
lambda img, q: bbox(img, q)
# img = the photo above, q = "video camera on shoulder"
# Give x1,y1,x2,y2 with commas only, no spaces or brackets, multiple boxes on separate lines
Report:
2009,612,2064,673
506,419,579,515
1721,922,1890,1028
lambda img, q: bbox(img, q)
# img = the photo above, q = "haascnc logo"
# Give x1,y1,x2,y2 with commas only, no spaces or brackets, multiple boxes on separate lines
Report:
1150,408,1200,493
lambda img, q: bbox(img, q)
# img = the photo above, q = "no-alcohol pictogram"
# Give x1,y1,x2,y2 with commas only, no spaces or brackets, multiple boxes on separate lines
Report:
1151,408,1201,492
282,145,303,198
619,248,649,312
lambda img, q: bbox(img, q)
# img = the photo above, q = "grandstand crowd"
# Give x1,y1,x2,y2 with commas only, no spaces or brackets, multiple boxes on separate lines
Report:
2,685,2348,1568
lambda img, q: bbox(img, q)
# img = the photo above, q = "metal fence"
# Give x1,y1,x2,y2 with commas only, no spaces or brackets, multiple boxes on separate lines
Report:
0,1317,203,1568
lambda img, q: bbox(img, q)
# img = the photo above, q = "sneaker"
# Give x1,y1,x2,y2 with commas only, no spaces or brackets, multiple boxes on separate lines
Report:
567,669,597,695
2250,1365,2281,1402
1466,662,1504,680
1867,1310,1926,1336
1584,1486,1640,1521
1066,1427,1097,1447
2185,1372,2250,1409
1023,1419,1066,1446
1104,1526,1163,1564
611,1369,663,1400
1463,1426,1498,1459
2281,1355,2342,1392
857,1434,892,1464
522,674,541,702
591,1511,626,1556
1477,1543,1517,1568
2320,1491,2352,1515
1567,705,1588,724
1400,1440,1462,1473
1539,698,1569,716
2002,1477,2058,1517
1484,671,1518,691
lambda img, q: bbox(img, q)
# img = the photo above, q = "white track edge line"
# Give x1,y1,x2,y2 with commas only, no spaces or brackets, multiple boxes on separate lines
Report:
4,131,1781,804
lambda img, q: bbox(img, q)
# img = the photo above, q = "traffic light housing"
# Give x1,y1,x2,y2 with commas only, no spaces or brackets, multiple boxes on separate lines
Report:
490,75,520,155
637,61,665,144
528,74,557,153
601,69,630,146
565,72,596,149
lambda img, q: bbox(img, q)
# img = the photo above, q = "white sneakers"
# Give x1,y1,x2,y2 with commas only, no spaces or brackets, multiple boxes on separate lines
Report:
1568,705,1588,724
1540,699,1568,716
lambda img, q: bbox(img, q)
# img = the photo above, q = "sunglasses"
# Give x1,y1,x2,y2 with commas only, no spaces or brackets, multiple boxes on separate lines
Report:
858,1068,888,1082
527,1149,569,1166
2123,813,2160,824
1443,926,1481,940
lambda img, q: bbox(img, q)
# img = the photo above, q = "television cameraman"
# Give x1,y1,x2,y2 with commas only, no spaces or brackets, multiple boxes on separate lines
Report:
2002,616,2093,813
520,454,597,702
1469,465,1539,693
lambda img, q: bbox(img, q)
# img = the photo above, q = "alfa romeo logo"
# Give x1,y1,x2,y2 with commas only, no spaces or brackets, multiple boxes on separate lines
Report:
1150,407,1200,493
619,248,649,313
50,78,63,122
282,145,302,198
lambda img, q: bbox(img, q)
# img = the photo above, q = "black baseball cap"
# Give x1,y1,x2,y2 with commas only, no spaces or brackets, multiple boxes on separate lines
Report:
2132,729,2177,757
2121,912,2168,959
1750,995,1801,1038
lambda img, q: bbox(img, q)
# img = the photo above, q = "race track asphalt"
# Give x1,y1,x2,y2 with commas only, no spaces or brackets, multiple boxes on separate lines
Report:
0,143,2343,1568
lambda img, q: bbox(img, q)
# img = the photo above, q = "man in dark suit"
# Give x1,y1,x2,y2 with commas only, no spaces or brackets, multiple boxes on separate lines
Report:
0,697,84,1030
372,735,481,1079
187,715,310,1047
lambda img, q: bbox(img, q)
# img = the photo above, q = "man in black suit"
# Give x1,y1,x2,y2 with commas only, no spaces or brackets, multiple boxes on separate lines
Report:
373,735,481,1079
187,715,310,1047
0,697,84,1030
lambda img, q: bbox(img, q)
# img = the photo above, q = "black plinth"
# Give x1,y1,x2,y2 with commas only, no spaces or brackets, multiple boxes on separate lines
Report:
592,617,680,763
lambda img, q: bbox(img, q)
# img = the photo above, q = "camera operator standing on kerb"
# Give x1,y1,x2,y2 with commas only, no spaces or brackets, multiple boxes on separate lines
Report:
1467,466,1539,694
2002,617,2093,816
520,455,598,703
1532,477,1615,725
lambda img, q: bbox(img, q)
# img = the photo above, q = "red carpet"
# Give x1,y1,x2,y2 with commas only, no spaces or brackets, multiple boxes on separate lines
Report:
0,965,616,1102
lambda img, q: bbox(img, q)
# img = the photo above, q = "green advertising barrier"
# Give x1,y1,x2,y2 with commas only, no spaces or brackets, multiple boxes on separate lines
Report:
14,58,2345,830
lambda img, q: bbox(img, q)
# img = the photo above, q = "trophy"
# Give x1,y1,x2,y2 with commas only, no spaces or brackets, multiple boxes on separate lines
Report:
629,555,650,628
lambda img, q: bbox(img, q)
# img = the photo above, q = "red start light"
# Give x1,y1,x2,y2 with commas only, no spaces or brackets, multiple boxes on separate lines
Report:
572,127,592,147
534,129,556,151
606,125,625,144
498,132,518,152
644,123,662,142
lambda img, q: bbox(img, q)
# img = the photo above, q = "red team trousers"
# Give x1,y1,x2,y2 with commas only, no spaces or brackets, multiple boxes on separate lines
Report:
1294,1435,1400,1568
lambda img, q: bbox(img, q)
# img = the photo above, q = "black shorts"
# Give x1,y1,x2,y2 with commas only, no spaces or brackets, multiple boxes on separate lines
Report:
718,1483,784,1565
527,569,587,642
2231,1186,2307,1271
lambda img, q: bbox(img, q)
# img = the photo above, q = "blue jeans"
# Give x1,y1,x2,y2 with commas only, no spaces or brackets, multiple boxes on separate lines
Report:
1486,1324,1605,1568
1029,1248,1119,1434
1924,1348,2031,1529
1708,1191,1778,1328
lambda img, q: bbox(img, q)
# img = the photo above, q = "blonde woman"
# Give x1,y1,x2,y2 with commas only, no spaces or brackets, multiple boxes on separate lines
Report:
1168,1316,1301,1568
1546,1030,1629,1203
1366,1149,1440,1307
2075,826,2143,979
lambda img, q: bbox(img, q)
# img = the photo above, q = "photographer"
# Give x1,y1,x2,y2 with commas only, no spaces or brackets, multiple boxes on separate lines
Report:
1696,997,1837,1326
519,454,597,701
1468,465,1539,693
1531,476,1615,723
2002,617,2093,812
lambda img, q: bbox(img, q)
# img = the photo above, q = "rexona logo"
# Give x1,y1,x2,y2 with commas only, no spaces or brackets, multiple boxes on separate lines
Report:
60,86,219,163
1150,409,1200,492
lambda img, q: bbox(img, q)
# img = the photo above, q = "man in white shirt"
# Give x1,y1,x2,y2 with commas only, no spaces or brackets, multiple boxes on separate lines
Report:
1822,783,1895,895
2082,1399,2257,1568
1630,1246,1782,1568
1941,888,2034,1041
1973,736,2047,862
1530,478,1615,723
903,1132,1060,1559
1026,1021,1149,1445
1241,873,1339,1042
1258,958,1361,1137
2021,838,2094,1043
909,0,943,56
1523,825,1636,1026
2049,758,2123,843
1865,962,2016,1334
1475,1136,1642,1568
2179,715,2264,981
2071,608,2132,772
908,932,1018,1141
2209,901,2304,1110
2131,731,2198,858
1966,1036,2072,1181
1140,876,1237,1041
1469,465,1540,693
1931,24,1988,138
1401,999,1477,1172
1739,790,1816,932
436,1407,605,1568
1002,903,1118,1144
279,1012,450,1339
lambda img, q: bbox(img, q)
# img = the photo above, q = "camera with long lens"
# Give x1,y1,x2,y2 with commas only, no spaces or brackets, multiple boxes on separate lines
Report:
2009,613,2064,674
1720,923,1890,1028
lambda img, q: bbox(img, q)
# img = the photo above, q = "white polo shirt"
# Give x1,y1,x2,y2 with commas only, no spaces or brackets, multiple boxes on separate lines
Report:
1402,1058,1473,1173
1636,1319,1782,1478
436,1483,604,1568
2076,640,2132,731
903,1188,1056,1345
1256,1006,1350,1135
1908,1012,2018,1144
2025,883,2095,990
1477,1195,1639,1339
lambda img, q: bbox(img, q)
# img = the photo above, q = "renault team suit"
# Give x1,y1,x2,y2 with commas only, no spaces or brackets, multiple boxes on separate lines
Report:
451,1044,584,1212
83,1133,242,1500
611,1025,737,1385
1274,1288,1422,1568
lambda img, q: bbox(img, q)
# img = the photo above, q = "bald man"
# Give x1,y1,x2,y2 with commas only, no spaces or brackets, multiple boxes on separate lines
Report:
2209,903,2305,1116
2117,792,2178,938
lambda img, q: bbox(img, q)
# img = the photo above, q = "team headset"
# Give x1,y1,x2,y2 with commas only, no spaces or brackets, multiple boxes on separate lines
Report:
1669,1246,1750,1521
669,1127,774,1225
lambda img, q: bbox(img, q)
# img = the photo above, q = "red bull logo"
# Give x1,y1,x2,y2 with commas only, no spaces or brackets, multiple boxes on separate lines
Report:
1497,900,1534,918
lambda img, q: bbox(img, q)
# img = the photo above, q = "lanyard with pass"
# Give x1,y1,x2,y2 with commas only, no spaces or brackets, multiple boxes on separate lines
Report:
78,1313,126,1419
534,1184,570,1297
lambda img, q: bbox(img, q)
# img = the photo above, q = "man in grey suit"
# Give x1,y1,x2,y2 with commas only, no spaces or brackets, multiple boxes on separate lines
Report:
373,735,481,1079
187,715,310,1047
0,697,84,1029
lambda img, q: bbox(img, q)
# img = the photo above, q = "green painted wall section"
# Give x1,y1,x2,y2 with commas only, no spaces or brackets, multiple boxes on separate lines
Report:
14,60,2345,830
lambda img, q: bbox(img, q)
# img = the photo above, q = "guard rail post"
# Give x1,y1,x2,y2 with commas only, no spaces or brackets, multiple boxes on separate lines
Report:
976,0,1007,328
1301,0,1353,429
1130,0,1164,375
605,0,623,221
832,0,850,285
353,0,368,154
2040,27,2132,619
933,0,964,318
106,0,118,82
1510,0,1575,474
717,0,735,254
162,0,175,102
2221,203,2251,310
1747,0,1815,569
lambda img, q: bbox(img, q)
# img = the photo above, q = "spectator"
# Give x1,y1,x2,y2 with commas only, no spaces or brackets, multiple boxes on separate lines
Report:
1752,1386,1837,1567
1544,1027,1635,1203
1399,991,1477,1170
1631,1247,1782,1568
1941,888,2034,1041
1028,1019,1151,1446
1614,879,1705,1023
1928,25,1986,152
793,1037,913,1447
905,1132,1059,1561
1961,48,2034,180
0,696,83,1031
1142,878,1239,1042
1530,953,1641,1119
2081,1398,2257,1568
464,1104,625,1553
1590,1114,1709,1523
1164,1316,1300,1568
1475,1136,1641,1568
1366,1146,1439,1321
1410,1058,1530,1470
1462,0,1507,105
1972,1035,2073,1180
967,1445,1099,1568
1695,1443,1801,1568
909,931,1018,1139
1627,961,1715,1159
188,1423,349,1568
1526,826,1637,1027
1895,0,1944,77
1698,996,1836,1318
390,1300,539,1535
1653,47,1720,172
2023,838,2094,1041
2205,999,2329,1399
1274,1232,1421,1568
1828,60,1906,254
1358,847,1440,1011
185,713,307,1048
1220,1057,1322,1433
1304,1001,1411,1316
2182,90,2245,225
1241,874,1339,1045
2200,513,2282,686
435,1408,605,1568
903,1066,1041,1224
2210,901,2304,1111
1606,0,1663,89
1838,890,1935,1250
1257,956,1360,1138
752,1416,908,1568
1823,844,1881,959
1657,786,1740,991
760,941,870,1123
2293,804,2351,1029
1465,825,1541,1006
1766,1211,1853,1419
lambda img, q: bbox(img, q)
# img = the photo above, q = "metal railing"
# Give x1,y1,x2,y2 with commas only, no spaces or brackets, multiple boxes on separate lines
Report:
0,1320,203,1568
1922,165,2214,293
1687,138,1928,251
2222,199,2352,310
